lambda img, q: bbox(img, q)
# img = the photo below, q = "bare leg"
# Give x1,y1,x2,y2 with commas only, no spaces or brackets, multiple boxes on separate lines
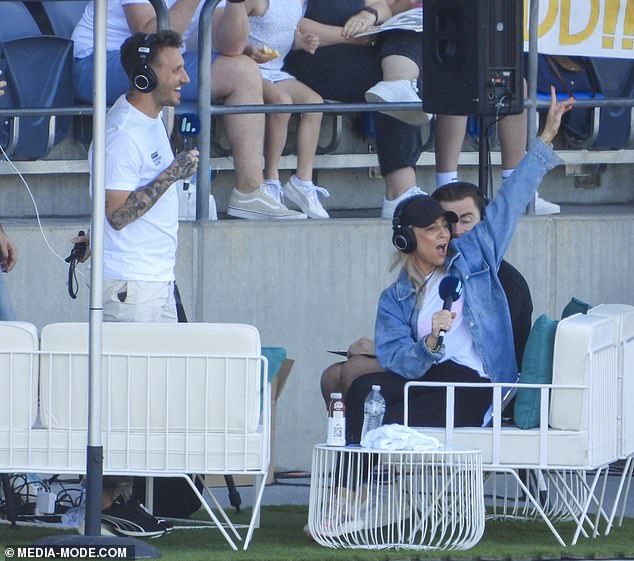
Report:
498,80,528,171
270,79,323,180
211,55,265,194
320,356,386,405
384,166,418,200
434,114,468,173
262,80,291,182
498,109,527,170
380,54,419,81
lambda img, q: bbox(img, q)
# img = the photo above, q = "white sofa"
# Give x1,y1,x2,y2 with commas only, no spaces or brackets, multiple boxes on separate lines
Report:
404,312,620,546
587,304,634,532
0,321,270,550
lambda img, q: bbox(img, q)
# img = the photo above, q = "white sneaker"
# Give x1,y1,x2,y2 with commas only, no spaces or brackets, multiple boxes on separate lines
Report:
262,179,284,204
365,79,429,127
284,175,330,219
227,186,307,220
380,186,427,219
534,194,560,215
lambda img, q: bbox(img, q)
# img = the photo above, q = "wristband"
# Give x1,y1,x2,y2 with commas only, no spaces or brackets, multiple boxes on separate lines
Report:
362,6,379,24
227,0,246,3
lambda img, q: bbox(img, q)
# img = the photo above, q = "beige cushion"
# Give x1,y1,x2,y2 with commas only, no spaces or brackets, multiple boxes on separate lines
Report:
39,322,262,433
549,313,616,431
0,322,38,431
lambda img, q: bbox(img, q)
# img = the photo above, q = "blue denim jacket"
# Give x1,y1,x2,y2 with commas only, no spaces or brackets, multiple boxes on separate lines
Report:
375,139,562,383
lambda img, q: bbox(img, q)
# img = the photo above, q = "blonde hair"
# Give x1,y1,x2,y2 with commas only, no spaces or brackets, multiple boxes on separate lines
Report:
390,251,446,306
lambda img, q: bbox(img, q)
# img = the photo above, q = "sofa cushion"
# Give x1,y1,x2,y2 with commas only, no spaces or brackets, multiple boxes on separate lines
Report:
514,314,559,429
561,297,592,319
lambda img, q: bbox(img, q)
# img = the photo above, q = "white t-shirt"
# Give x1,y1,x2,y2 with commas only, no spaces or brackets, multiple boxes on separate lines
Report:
72,0,202,58
90,95,178,282
417,273,486,378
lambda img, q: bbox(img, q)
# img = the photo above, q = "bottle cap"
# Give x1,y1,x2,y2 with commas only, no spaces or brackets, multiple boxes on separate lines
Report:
371,385,381,391
330,392,342,399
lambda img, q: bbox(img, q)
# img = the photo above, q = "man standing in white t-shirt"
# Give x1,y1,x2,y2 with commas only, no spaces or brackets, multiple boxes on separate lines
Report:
95,30,199,323
84,31,200,538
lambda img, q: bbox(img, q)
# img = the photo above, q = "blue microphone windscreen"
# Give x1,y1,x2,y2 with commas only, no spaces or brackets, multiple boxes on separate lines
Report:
178,113,200,136
438,276,463,301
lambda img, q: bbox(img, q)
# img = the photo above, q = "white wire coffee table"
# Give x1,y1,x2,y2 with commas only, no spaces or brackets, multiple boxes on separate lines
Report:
308,444,485,550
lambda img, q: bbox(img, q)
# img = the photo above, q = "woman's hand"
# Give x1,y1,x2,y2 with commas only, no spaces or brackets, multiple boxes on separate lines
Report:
347,337,376,357
342,10,376,39
294,28,319,54
243,44,279,63
539,86,576,145
426,310,456,350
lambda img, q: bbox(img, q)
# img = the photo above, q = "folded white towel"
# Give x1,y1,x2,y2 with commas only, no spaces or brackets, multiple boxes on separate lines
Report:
360,423,441,451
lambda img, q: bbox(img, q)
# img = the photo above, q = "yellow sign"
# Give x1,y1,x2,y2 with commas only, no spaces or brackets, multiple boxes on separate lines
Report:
523,0,634,57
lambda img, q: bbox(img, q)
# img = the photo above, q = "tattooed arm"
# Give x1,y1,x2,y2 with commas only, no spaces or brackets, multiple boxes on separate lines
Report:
106,149,199,230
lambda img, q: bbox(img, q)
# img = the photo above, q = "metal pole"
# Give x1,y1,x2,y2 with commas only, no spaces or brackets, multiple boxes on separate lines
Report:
83,0,107,535
525,0,540,214
196,0,220,221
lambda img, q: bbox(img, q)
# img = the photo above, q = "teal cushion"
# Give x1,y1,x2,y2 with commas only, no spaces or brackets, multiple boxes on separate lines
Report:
513,314,559,429
561,297,592,319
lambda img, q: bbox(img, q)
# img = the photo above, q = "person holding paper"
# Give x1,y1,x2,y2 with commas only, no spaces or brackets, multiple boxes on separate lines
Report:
283,0,427,218
342,89,574,443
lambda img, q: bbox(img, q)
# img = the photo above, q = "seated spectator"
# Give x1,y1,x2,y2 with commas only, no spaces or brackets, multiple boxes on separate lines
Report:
283,0,427,218
320,181,533,405
343,89,574,443
71,0,304,220
320,337,385,404
0,222,17,321
238,0,330,218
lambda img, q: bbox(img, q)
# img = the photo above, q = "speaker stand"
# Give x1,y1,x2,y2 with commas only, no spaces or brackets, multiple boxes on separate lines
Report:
478,115,493,200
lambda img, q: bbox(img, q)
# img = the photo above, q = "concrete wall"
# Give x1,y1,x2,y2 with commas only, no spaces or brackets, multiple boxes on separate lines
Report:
2,213,633,472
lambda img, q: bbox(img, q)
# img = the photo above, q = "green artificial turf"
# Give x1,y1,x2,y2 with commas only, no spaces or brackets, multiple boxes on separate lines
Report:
2,506,634,561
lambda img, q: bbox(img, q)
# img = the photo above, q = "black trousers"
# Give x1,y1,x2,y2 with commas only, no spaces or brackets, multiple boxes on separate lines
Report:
345,361,493,444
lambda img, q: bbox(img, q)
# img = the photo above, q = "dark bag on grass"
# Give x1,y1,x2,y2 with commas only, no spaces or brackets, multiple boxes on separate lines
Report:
133,476,204,518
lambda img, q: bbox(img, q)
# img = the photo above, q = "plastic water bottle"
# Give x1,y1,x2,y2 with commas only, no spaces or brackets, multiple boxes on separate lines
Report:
326,392,346,446
360,385,385,441
61,505,85,528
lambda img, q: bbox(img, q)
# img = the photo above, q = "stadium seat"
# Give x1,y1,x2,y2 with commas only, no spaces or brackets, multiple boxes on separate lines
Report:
592,58,634,150
0,2,40,42
0,35,74,160
41,0,89,39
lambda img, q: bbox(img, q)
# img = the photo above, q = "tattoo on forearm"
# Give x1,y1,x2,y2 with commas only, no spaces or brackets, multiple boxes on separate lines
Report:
108,150,198,230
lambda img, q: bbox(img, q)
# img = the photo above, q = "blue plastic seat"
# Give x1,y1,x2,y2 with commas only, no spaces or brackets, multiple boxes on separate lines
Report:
0,35,74,160
41,0,89,39
0,2,40,42
592,58,634,150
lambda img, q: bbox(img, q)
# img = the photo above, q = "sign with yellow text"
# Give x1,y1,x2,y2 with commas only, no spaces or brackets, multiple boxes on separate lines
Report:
523,0,634,58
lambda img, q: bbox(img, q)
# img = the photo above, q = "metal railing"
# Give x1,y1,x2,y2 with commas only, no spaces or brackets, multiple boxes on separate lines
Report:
1,0,634,217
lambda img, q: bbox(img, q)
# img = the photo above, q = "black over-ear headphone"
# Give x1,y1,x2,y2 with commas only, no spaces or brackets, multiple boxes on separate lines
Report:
392,198,418,254
133,34,157,93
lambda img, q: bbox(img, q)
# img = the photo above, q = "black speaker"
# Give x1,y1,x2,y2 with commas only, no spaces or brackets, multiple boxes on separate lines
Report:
422,0,523,116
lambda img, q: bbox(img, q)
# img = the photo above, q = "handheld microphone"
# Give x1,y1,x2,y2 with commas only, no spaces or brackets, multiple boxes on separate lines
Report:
178,113,200,151
436,276,463,346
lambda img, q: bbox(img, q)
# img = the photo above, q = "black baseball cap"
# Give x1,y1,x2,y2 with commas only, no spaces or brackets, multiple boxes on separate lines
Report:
394,194,458,228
